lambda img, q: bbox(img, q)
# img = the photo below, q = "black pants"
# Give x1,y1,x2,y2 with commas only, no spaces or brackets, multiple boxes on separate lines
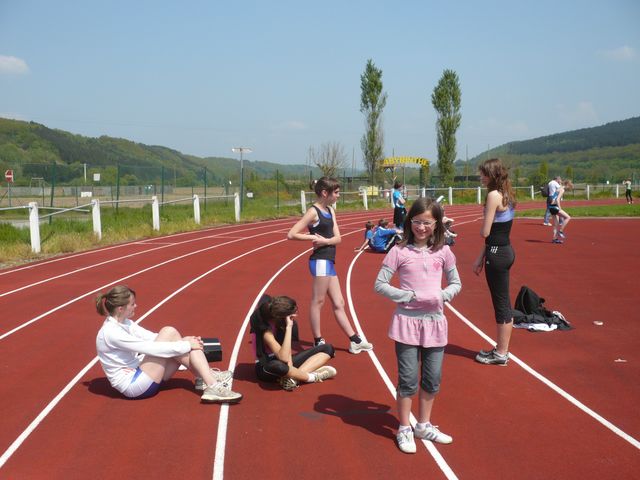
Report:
626,190,632,202
255,343,335,382
484,244,515,324
393,207,406,230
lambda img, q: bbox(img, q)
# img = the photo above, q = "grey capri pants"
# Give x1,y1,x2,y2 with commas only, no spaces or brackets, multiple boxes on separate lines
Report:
396,342,445,397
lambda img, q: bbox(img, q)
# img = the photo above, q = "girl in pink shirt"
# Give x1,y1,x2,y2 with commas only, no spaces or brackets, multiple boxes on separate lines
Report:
375,197,461,454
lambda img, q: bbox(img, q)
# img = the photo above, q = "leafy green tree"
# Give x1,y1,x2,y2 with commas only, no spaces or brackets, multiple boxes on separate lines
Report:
360,59,387,183
539,160,549,180
431,70,462,185
565,165,574,181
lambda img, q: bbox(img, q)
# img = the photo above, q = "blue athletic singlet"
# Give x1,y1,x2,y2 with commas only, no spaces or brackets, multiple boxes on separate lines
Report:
308,205,336,261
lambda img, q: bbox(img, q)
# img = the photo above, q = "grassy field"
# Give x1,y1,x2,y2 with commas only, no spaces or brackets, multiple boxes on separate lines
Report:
0,199,637,268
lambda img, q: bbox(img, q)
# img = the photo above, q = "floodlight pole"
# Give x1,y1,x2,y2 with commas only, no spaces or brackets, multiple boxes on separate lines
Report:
232,147,252,211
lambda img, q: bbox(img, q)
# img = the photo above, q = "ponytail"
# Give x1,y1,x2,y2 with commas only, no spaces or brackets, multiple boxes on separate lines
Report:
96,285,135,316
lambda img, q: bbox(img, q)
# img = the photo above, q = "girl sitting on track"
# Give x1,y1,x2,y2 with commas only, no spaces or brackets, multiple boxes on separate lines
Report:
287,176,373,354
549,180,572,244
354,220,375,252
95,285,242,403
375,197,462,453
250,294,337,391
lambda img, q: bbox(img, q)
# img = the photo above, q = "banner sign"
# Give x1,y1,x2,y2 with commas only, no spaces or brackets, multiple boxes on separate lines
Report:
380,156,429,168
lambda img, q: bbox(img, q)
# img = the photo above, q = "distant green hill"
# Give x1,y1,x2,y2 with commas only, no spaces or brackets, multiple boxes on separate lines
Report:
0,117,317,186
468,116,640,183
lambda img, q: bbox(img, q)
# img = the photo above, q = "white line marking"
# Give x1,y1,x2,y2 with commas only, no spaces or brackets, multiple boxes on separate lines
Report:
444,302,640,450
212,228,364,480
0,238,288,469
0,229,289,340
346,251,459,479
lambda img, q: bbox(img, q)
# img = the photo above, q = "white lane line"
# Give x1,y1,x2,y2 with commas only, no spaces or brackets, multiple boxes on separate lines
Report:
0,229,287,340
346,251,459,480
212,248,311,480
0,237,288,470
0,221,296,295
0,217,296,277
444,302,640,450
212,227,363,480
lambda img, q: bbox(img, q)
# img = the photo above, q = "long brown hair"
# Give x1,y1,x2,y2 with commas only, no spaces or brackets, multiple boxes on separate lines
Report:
479,158,517,207
96,285,135,316
400,197,446,249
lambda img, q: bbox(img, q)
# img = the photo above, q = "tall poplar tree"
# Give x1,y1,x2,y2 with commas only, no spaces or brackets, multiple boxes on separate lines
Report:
360,59,387,183
431,69,461,185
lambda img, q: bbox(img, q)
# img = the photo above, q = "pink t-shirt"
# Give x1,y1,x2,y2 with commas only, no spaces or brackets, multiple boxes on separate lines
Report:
382,244,456,347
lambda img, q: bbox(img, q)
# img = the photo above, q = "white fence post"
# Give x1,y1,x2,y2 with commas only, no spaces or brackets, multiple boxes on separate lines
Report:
151,196,160,231
616,184,619,198
28,202,41,253
477,186,481,204
448,186,453,205
530,185,534,200
234,192,240,222
193,194,201,224
586,185,590,200
300,190,306,214
421,187,426,198
92,199,102,240
361,188,368,210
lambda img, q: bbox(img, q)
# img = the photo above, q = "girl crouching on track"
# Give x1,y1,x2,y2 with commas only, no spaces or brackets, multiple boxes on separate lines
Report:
375,198,462,453
287,176,373,354
95,285,242,403
250,294,337,391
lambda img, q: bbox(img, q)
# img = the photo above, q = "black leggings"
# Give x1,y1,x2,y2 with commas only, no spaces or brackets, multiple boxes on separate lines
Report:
255,343,335,382
626,190,632,202
484,244,515,324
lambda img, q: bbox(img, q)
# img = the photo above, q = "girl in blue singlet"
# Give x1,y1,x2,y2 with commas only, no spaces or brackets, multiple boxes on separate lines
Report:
288,177,373,354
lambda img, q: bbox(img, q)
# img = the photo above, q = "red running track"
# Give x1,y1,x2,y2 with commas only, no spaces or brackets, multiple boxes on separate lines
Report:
0,200,638,479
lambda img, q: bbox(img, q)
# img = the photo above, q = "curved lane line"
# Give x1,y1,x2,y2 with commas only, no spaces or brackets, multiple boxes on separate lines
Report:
0,237,288,469
444,302,640,450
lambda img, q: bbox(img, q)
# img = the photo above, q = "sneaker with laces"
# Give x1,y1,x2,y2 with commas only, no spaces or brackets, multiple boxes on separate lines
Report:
312,365,337,382
314,338,326,347
414,424,453,444
475,348,509,366
200,383,242,403
558,230,566,239
542,222,552,226
279,376,299,391
396,429,416,454
348,339,373,354
195,368,234,391
552,238,563,244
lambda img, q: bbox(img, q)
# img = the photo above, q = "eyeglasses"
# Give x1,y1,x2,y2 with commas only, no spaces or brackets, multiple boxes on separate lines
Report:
410,219,437,227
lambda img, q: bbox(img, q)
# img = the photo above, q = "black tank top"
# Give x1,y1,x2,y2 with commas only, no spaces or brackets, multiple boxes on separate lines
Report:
309,205,336,261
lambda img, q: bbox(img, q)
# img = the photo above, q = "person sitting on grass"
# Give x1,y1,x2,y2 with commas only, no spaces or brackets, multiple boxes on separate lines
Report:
249,294,337,391
95,285,242,403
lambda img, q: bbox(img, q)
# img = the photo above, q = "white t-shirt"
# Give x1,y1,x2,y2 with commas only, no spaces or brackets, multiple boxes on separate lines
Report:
96,317,191,393
548,179,561,198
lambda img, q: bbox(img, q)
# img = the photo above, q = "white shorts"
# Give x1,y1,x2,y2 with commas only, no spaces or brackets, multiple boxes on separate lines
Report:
122,368,160,399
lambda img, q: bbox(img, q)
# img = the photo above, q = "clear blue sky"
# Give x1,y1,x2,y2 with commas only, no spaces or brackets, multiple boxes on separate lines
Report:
1,0,639,168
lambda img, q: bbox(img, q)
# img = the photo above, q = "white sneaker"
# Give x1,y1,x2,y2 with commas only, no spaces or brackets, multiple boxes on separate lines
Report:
312,366,337,382
396,429,416,454
414,423,453,444
200,383,242,403
195,368,234,391
349,339,373,354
